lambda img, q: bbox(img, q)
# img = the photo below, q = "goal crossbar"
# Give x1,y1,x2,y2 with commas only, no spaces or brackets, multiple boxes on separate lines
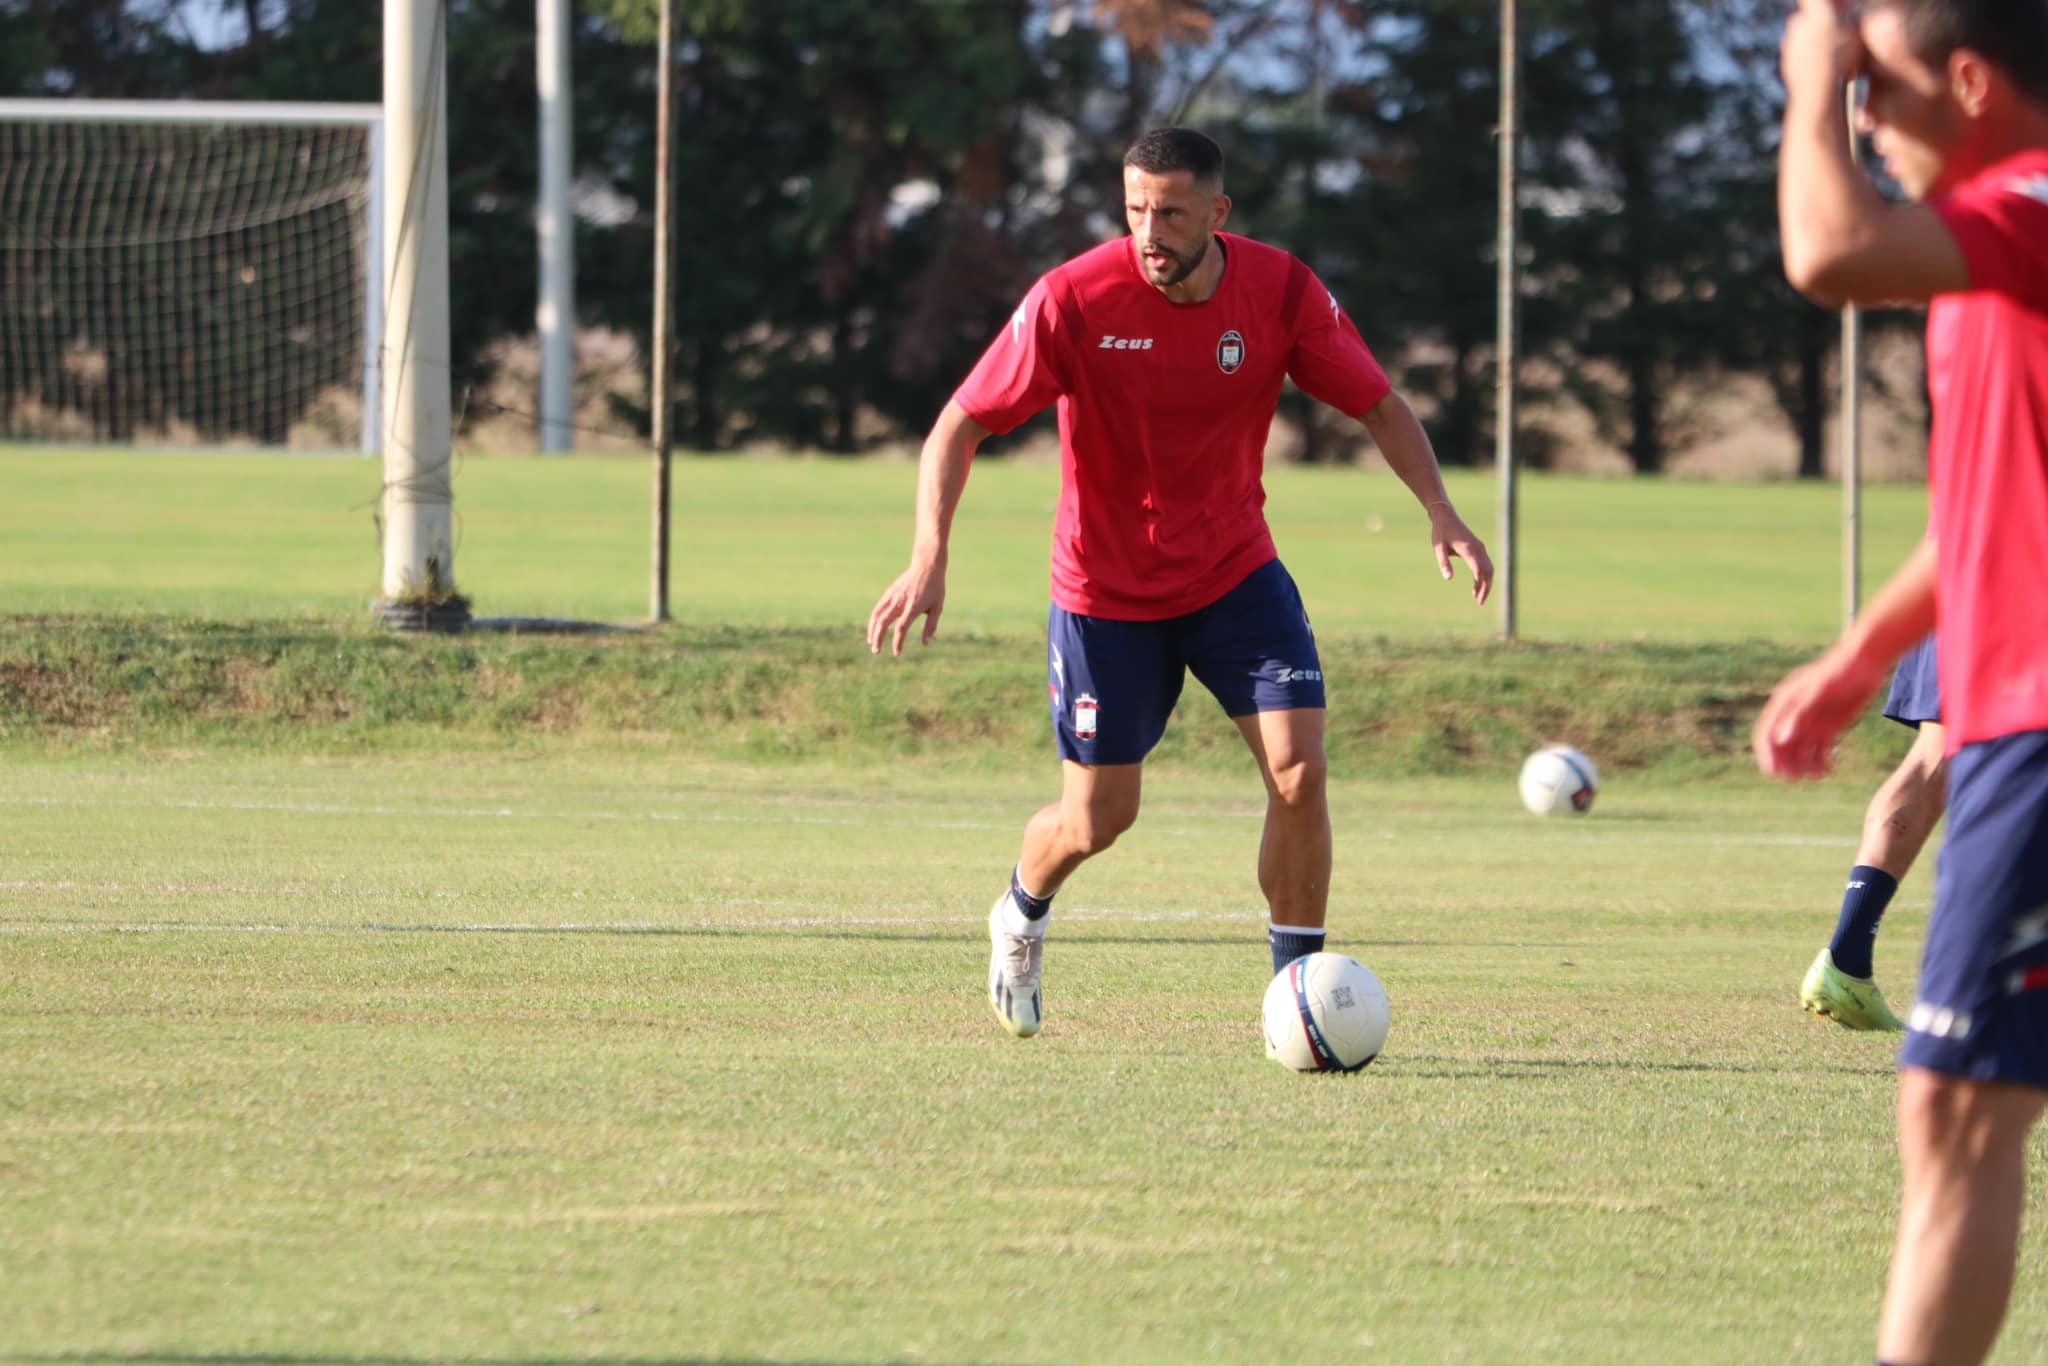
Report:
0,99,381,128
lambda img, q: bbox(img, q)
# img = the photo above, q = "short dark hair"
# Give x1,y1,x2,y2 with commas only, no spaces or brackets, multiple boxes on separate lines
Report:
1872,0,2048,105
1123,127,1224,187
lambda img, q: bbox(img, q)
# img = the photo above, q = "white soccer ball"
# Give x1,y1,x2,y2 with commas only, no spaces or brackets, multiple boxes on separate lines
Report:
1518,745,1599,816
1263,952,1389,1072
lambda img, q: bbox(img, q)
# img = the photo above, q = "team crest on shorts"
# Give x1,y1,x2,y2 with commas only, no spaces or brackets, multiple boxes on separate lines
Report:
1074,693,1099,740
1216,330,1245,374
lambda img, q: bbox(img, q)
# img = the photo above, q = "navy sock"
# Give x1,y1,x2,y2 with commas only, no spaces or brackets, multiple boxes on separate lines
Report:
1009,866,1052,921
1269,924,1326,975
1827,865,1899,980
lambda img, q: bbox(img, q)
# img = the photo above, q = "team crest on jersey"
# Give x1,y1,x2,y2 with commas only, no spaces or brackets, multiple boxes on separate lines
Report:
1217,329,1246,375
2009,173,2048,208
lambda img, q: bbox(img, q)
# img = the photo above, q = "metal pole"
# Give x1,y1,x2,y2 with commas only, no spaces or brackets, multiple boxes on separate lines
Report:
650,0,675,622
1841,81,1863,628
377,0,465,629
1495,0,1520,640
536,0,575,453
361,118,385,456
1842,306,1862,626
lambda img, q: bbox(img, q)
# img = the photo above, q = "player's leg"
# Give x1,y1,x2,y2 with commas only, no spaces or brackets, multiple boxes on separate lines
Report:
1183,559,1330,974
1803,722,1948,1030
1805,637,1946,1030
988,761,1143,1039
1015,759,1144,899
1860,719,1951,880
1233,706,1330,967
1877,729,2048,1363
987,607,1178,1038
1877,1072,2045,1366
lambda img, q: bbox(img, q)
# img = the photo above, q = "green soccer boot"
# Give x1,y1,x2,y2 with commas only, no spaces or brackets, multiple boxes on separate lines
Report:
1800,948,1905,1032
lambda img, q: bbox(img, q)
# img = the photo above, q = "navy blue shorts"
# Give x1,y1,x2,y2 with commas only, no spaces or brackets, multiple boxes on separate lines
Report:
1899,729,2048,1087
1046,558,1324,766
1882,634,1941,729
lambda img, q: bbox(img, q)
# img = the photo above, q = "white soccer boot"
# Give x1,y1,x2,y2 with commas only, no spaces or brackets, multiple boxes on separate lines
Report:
987,895,1045,1038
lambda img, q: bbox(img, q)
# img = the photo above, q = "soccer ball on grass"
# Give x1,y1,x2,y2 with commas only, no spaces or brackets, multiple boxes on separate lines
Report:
1518,745,1598,816
1263,952,1389,1072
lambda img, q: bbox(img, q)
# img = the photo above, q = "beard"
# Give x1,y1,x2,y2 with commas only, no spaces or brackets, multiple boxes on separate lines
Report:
1141,235,1209,287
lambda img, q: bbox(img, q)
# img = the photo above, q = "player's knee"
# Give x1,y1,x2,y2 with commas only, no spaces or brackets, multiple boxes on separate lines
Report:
1896,1073,2029,1172
1266,751,1327,809
1896,1073,1953,1152
1905,726,1949,786
1894,1078,1980,1194
1065,797,1138,854
1063,815,1126,857
1904,752,1947,794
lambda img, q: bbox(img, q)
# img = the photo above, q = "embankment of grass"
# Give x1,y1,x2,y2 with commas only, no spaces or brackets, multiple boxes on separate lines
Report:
0,615,1918,781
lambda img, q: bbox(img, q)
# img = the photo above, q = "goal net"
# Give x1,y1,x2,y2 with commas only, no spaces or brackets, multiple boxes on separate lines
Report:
0,99,382,451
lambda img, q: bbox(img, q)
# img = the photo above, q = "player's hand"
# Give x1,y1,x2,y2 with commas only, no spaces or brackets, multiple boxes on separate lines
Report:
1428,504,1493,606
1752,643,1887,780
866,556,948,657
1781,0,1860,106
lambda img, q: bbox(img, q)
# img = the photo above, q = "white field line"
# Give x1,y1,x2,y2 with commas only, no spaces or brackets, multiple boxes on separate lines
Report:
0,791,1855,849
0,880,1221,913
0,905,1234,934
0,881,828,901
0,792,1023,832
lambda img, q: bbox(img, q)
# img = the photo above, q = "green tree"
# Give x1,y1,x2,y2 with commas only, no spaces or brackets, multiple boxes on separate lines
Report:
593,0,1048,451
1524,0,1729,473
1685,0,1926,480
2,0,195,96
1196,1,1578,467
9,0,1877,468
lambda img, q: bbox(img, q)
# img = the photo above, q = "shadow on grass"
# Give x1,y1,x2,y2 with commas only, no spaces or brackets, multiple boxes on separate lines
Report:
0,920,1599,954
1567,808,1686,823
362,924,1594,952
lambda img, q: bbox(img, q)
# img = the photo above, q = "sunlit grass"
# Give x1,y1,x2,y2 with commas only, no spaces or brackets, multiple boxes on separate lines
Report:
4,752,2040,1363
1,448,1925,643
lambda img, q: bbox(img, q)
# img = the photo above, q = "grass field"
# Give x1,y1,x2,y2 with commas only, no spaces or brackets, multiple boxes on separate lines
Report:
0,447,1928,641
7,450,2034,1364
9,753,2047,1363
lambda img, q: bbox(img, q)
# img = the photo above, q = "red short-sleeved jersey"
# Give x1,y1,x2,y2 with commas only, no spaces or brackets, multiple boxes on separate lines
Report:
1927,150,2048,749
952,233,1392,620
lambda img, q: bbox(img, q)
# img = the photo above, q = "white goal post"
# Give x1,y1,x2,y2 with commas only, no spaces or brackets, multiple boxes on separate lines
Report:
0,98,383,452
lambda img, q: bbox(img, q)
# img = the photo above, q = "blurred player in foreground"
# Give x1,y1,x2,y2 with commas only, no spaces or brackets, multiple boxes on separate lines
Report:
1756,1,2048,1361
867,127,1492,1040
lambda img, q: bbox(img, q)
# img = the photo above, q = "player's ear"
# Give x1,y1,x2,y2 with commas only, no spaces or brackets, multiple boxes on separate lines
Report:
1211,192,1232,232
1948,47,1995,119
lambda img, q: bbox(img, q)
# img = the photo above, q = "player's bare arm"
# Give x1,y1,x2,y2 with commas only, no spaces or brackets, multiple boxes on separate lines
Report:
866,401,990,657
1754,537,1938,781
1361,391,1493,605
1778,0,1969,308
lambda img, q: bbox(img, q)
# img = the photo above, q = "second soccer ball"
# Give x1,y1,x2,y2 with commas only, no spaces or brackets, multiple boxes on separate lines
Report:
1519,745,1599,816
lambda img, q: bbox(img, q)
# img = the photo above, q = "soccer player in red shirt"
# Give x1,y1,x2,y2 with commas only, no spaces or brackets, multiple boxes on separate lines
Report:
1756,3,2048,1361
866,127,1492,1041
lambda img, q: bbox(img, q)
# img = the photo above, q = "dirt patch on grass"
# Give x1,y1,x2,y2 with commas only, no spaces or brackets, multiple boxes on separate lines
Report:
0,661,116,730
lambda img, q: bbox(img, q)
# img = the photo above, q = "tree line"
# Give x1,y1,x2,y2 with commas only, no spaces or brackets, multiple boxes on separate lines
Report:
2,0,1919,473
